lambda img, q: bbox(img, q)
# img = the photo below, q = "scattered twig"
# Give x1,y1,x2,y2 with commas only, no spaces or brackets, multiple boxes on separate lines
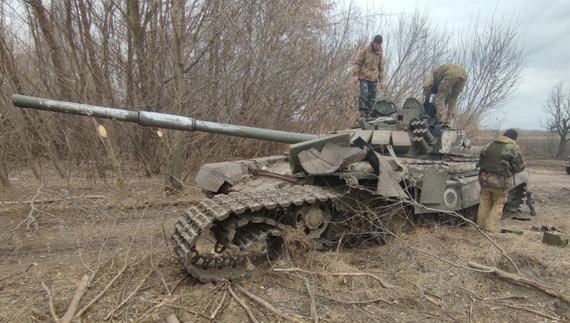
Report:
170,273,189,294
41,282,59,322
210,290,227,319
335,233,344,252
500,302,564,321
303,278,318,323
468,296,474,323
273,267,401,289
235,284,306,323
78,214,119,278
408,203,521,274
73,257,132,319
483,295,528,301
0,262,36,282
12,185,43,232
468,261,570,305
76,206,149,320
458,286,528,302
422,293,442,307
228,283,259,323
60,275,90,323
151,235,171,296
316,293,394,305
131,296,178,323
0,194,106,205
386,229,499,274
105,253,169,320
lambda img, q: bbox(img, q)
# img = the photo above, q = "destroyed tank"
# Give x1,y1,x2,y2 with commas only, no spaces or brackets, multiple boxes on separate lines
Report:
11,94,530,283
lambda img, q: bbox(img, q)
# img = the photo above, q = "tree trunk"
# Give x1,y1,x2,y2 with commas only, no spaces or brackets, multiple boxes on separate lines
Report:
26,0,72,99
165,0,186,192
98,125,126,197
556,132,568,157
0,161,10,188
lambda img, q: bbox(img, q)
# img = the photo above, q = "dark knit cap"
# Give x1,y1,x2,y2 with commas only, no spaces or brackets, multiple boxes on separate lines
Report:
373,35,383,44
503,128,518,140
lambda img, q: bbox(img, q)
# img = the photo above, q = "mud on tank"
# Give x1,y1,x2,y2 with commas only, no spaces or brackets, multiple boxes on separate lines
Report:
11,94,530,283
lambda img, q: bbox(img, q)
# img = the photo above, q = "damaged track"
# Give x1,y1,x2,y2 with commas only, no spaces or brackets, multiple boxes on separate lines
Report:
171,182,528,283
171,186,341,283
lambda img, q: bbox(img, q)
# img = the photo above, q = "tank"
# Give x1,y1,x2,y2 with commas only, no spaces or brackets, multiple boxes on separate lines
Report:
11,94,530,283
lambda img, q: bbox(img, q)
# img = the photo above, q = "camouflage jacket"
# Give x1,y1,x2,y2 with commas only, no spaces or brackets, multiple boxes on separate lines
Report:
422,63,468,97
478,136,526,189
353,43,385,83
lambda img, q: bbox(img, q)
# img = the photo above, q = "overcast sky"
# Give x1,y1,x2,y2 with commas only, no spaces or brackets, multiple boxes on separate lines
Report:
356,0,570,130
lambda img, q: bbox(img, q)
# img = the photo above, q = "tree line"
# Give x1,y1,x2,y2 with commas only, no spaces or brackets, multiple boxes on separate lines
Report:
0,0,526,189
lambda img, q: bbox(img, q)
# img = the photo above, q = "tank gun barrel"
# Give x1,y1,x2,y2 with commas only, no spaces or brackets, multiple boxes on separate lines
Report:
11,95,318,144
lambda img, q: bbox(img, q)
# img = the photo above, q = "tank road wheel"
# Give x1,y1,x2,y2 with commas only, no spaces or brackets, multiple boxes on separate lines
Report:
293,202,332,239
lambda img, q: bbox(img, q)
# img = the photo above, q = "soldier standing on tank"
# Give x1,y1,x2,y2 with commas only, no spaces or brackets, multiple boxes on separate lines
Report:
476,129,526,233
422,63,468,126
353,35,385,118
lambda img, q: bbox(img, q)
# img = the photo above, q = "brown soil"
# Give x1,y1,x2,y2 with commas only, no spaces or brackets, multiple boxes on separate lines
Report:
1,159,570,323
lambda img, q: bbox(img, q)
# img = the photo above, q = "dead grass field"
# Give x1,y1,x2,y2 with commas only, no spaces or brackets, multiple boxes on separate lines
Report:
1,158,570,323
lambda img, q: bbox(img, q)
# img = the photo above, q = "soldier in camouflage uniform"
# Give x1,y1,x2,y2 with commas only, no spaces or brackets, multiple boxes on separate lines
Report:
476,129,526,232
422,63,468,126
353,35,385,118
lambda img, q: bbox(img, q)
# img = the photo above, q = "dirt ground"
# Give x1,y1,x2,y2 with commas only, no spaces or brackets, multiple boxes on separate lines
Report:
1,158,570,323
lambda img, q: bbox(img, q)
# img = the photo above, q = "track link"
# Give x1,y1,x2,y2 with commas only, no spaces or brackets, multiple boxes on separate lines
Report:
171,186,340,283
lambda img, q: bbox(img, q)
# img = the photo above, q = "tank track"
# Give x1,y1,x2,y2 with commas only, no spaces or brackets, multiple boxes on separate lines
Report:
171,186,340,283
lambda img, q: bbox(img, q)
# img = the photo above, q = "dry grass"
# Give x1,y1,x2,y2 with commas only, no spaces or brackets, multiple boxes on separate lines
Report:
1,162,570,322
472,129,562,158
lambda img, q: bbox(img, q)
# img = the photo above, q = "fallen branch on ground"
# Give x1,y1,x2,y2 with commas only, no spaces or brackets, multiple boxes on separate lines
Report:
316,293,394,305
235,284,306,323
131,296,178,323
499,302,564,321
41,282,59,322
303,278,318,323
211,290,227,319
228,284,259,323
409,203,521,274
1,194,106,205
273,267,401,289
468,261,570,305
422,294,442,307
60,275,90,323
104,253,169,320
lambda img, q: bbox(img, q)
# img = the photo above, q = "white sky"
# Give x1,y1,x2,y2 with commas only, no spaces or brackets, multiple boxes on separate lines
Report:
356,0,570,130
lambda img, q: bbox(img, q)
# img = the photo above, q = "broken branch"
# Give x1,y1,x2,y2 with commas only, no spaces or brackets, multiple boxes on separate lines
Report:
228,284,259,323
468,261,570,305
41,282,59,322
235,284,306,323
273,267,400,289
60,275,90,323
211,290,227,319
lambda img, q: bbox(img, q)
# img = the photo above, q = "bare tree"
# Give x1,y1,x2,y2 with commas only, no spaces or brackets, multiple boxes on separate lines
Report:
0,0,528,189
382,9,451,103
541,82,570,157
452,14,526,131
350,8,525,133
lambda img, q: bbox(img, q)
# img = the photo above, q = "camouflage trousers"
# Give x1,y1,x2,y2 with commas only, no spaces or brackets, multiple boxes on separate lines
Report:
358,79,377,114
434,75,467,124
476,186,508,232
